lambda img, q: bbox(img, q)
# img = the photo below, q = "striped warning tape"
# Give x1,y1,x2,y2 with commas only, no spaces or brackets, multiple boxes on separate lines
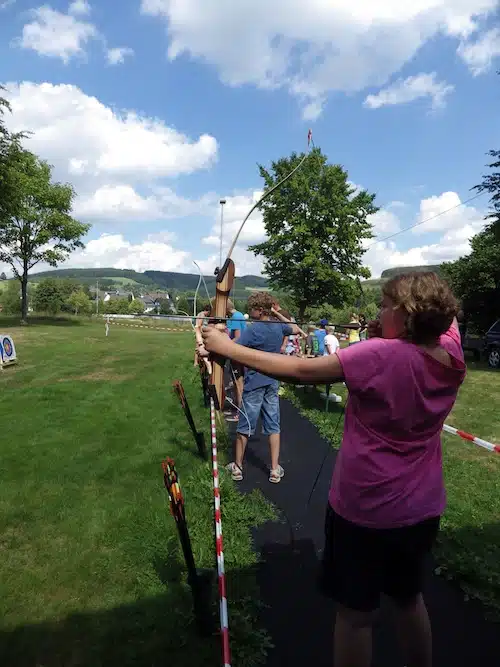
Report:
108,321,191,333
442,424,500,454
209,398,231,667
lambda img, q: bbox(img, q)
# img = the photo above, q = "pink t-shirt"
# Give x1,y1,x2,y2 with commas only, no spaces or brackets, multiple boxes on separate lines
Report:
329,325,466,529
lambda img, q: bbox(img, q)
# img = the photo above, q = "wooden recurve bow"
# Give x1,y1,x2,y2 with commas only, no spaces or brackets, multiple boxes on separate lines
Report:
208,134,312,413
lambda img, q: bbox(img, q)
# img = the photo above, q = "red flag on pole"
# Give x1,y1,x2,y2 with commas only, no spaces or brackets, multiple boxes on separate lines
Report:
307,129,312,146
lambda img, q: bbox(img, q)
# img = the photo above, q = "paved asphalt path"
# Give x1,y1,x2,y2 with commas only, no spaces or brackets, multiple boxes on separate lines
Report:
229,398,500,667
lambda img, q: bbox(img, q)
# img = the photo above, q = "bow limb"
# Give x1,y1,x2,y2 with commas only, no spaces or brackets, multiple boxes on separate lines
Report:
226,151,310,260
209,134,311,412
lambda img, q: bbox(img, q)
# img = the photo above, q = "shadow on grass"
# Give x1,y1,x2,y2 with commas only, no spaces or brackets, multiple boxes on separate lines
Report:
435,520,500,621
0,316,84,328
0,584,217,667
0,559,269,667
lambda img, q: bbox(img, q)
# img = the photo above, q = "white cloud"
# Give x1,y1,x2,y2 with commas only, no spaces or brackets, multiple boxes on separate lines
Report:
17,6,97,63
68,0,90,16
195,245,265,278
2,81,218,221
368,207,402,235
106,47,134,66
197,189,487,279
412,191,485,235
201,191,266,249
73,185,213,221
363,192,487,277
364,73,454,110
140,0,497,118
458,27,500,75
66,233,190,273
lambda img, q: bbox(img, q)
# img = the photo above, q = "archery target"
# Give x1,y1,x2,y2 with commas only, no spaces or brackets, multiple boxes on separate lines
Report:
0,335,17,366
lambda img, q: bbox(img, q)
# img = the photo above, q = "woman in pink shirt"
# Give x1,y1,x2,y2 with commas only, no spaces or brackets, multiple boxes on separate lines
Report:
202,272,466,667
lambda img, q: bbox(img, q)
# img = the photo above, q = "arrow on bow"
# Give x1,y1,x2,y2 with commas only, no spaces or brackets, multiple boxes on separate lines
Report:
208,131,313,412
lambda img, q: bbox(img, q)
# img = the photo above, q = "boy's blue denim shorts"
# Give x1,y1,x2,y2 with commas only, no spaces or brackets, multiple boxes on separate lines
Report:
237,383,280,437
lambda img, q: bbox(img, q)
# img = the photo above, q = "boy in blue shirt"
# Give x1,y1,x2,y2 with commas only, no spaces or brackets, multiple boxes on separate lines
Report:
227,292,302,484
314,319,328,356
226,299,246,340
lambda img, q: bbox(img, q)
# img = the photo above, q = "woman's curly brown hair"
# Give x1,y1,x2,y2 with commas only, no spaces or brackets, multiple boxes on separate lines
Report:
382,272,459,345
247,292,275,315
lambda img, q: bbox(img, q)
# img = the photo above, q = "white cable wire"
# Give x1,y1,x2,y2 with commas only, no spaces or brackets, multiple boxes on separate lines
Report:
228,364,251,438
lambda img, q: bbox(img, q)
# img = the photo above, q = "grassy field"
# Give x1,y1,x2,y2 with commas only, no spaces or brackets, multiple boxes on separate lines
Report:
283,358,500,615
0,318,274,667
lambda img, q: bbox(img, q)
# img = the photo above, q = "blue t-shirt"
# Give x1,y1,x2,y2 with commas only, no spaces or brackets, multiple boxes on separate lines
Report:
227,310,246,339
315,328,327,355
236,320,292,391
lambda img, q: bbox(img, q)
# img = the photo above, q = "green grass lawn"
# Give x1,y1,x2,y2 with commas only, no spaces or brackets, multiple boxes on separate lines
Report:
0,317,274,667
282,358,500,615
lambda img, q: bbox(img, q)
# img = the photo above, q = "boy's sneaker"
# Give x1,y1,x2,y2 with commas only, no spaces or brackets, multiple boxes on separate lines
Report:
269,465,285,484
226,462,243,481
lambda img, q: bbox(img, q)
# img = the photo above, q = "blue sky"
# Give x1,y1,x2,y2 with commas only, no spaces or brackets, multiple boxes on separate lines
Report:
0,0,499,278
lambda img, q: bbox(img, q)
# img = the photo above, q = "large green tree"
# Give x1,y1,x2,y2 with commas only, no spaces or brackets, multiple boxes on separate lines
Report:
249,148,378,319
0,149,90,322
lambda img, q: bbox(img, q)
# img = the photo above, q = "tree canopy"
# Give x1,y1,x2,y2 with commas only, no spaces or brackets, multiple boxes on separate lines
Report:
473,149,500,240
0,149,90,321
442,227,500,332
249,148,378,318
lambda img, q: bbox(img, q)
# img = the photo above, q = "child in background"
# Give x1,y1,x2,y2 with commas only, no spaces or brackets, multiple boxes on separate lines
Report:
305,325,319,357
323,326,340,356
315,318,328,355
348,313,360,345
225,292,303,484
359,314,367,341
323,326,341,403
202,272,465,667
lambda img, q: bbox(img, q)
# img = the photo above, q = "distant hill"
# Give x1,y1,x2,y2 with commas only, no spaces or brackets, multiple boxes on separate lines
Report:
29,264,443,296
362,265,443,290
29,268,269,299
380,265,442,279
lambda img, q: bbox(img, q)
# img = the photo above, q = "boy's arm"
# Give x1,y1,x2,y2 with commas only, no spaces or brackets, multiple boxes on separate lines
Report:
271,307,307,337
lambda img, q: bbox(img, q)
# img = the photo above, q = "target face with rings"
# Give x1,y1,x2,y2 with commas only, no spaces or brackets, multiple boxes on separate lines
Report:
3,337,13,357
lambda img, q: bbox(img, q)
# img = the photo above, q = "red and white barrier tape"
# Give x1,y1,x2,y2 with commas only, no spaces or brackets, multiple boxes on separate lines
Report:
210,398,231,667
108,321,191,332
443,424,500,454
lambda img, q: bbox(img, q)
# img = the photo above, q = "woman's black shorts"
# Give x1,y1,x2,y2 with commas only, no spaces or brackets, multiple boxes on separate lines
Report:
319,504,440,612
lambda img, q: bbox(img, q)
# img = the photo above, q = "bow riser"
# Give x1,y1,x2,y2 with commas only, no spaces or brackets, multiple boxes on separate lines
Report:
208,258,235,411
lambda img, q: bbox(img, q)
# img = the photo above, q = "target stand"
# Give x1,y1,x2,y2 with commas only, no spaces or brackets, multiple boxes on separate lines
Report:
0,335,17,369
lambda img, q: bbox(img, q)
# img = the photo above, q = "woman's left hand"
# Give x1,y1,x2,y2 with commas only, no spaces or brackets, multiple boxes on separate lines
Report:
202,325,234,357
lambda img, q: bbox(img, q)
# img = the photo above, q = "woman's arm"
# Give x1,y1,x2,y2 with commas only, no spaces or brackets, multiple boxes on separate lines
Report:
202,326,344,384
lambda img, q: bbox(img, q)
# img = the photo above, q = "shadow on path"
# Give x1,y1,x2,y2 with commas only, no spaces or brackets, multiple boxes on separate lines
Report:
233,398,500,666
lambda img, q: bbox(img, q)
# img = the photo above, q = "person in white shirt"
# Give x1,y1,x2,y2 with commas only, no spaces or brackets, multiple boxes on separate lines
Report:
324,327,340,356
323,327,342,404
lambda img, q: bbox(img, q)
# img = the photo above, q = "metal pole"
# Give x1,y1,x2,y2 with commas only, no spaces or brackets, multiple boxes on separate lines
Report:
96,279,99,315
219,199,226,268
